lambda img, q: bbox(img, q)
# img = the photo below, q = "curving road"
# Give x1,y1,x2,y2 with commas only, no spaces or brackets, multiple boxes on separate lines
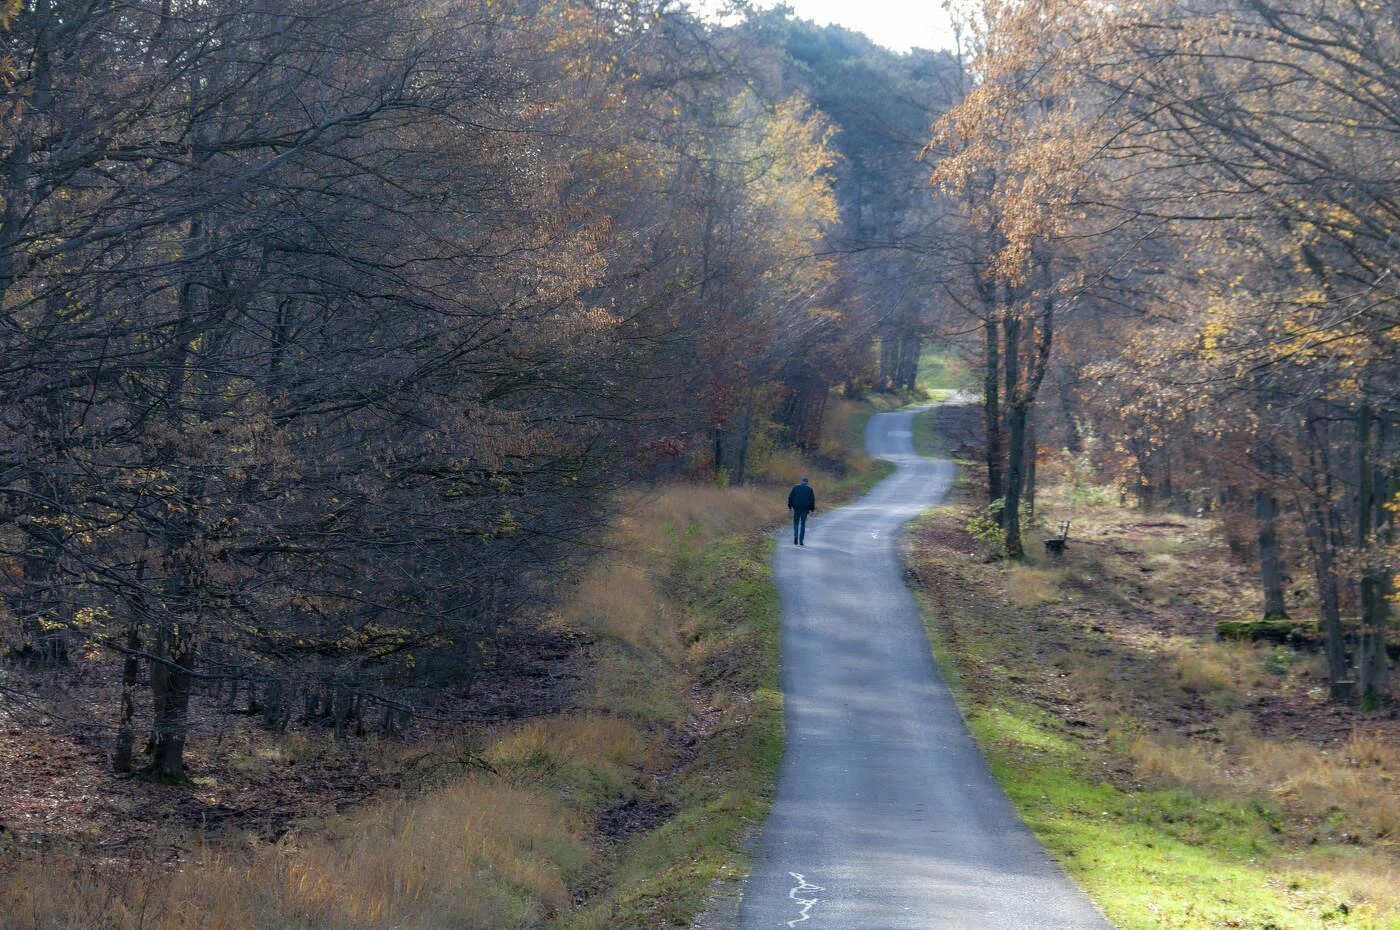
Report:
735,404,1113,930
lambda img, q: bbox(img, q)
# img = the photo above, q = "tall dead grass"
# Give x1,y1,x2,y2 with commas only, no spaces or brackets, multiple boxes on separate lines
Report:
558,483,779,726
614,484,776,558
1130,726,1400,843
1,777,589,930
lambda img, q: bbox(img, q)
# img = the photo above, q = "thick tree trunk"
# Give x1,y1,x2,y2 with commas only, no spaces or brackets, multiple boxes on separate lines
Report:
1000,306,1022,537
880,331,899,389
896,330,921,390
1024,405,1036,523
0,2,51,307
1303,424,1351,698
147,632,194,779
804,386,827,452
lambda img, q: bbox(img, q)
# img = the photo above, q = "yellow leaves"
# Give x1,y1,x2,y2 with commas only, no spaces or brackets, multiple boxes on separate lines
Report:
1199,314,1228,362
739,95,840,256
71,606,110,629
495,510,520,536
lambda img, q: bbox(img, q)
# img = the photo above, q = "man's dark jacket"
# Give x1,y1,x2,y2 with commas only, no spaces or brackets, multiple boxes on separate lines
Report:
788,483,816,513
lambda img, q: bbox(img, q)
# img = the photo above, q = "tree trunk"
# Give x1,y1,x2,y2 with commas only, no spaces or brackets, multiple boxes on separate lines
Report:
1001,305,1022,535
1356,405,1391,708
880,331,899,389
1004,401,1028,559
734,393,755,484
1306,500,1349,695
0,1,52,307
147,619,194,779
897,330,922,390
1024,404,1037,523
1303,422,1351,697
983,316,1003,504
1059,375,1081,454
112,618,141,774
1254,488,1289,620
263,679,291,732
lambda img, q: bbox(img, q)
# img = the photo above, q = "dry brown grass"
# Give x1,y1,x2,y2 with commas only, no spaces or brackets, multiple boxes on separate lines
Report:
1171,641,1248,699
1005,565,1063,608
1094,593,1400,850
565,560,680,663
1126,732,1223,793
1,775,590,930
487,713,652,776
1130,724,1400,844
614,484,776,558
1290,849,1400,916
559,483,780,727
1240,731,1400,841
755,447,809,488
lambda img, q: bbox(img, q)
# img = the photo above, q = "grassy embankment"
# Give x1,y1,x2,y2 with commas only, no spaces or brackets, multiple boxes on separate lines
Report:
1,399,890,930
906,411,1400,930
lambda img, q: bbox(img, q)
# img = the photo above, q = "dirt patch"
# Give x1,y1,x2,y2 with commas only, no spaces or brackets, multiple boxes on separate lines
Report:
598,796,678,842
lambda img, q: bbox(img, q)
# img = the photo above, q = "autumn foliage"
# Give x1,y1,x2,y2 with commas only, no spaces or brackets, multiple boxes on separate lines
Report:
0,0,879,785
927,0,1397,705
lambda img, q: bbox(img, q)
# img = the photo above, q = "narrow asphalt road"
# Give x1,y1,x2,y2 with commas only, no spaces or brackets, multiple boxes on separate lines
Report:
735,404,1113,930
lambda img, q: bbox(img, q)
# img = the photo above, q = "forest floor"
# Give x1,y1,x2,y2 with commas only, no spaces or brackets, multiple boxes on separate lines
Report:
0,623,581,858
905,416,1400,930
0,395,894,930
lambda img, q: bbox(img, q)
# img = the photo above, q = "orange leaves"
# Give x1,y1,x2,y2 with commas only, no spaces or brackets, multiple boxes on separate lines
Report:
929,0,1109,285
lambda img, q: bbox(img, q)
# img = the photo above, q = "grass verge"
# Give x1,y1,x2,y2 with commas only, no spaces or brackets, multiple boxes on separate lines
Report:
905,471,1400,930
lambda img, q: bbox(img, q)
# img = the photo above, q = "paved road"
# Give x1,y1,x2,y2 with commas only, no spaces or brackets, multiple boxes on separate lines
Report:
735,404,1113,930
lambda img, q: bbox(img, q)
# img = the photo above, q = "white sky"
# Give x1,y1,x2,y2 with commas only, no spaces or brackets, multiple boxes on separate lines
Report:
763,0,957,53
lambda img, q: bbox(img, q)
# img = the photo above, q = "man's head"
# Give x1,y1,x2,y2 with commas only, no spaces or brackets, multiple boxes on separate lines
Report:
801,476,809,484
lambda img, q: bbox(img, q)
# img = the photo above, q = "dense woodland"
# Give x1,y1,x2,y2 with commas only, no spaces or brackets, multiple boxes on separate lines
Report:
928,0,1398,708
0,0,1396,906
0,0,958,783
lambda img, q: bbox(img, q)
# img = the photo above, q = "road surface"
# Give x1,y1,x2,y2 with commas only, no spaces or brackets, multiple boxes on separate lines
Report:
735,404,1113,930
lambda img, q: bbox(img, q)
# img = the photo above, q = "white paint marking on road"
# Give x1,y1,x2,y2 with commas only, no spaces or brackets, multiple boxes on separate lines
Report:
870,530,879,539
786,872,825,927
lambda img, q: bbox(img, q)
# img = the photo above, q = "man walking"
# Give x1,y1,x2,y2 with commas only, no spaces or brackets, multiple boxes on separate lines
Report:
788,476,816,546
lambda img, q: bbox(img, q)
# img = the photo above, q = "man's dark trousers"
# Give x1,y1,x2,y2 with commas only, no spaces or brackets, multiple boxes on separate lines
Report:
788,480,816,546
792,508,811,545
